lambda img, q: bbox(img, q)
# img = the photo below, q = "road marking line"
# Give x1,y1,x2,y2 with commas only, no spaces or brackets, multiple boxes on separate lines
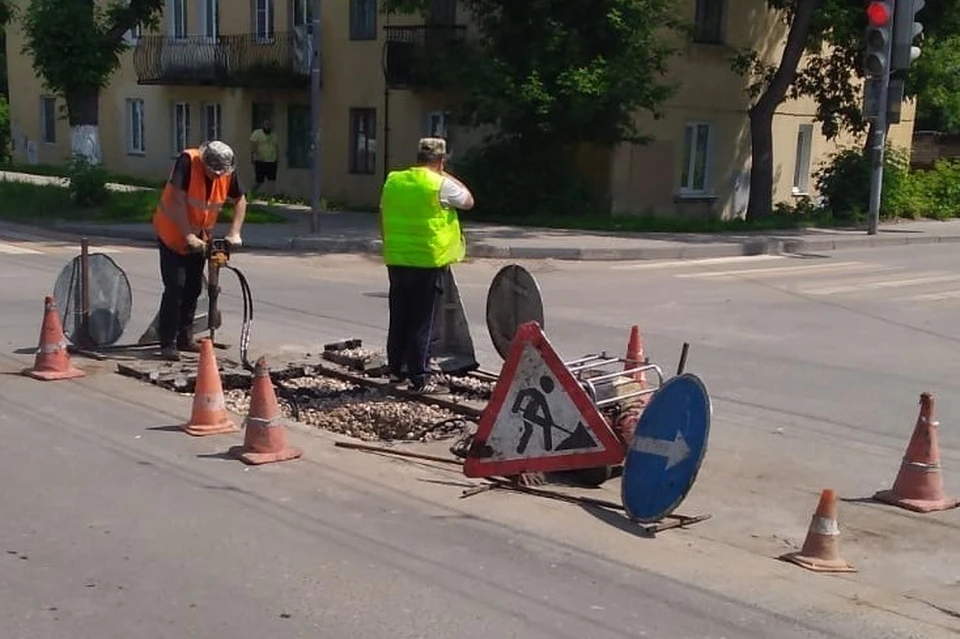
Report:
897,289,960,302
804,273,960,295
674,261,870,279
611,255,786,271
0,241,43,255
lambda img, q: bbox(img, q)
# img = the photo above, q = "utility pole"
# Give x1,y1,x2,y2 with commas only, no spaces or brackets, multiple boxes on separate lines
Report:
309,0,322,234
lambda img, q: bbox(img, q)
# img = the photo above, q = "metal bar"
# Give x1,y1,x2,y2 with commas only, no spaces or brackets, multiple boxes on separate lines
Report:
207,258,220,343
643,514,712,535
594,387,658,408
677,342,690,375
586,364,664,386
309,3,322,234
564,354,607,369
468,479,628,511
79,238,91,349
333,441,462,466
566,357,618,374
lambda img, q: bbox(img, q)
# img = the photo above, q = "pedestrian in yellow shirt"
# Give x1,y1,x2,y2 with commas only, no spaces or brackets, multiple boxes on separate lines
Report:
249,119,279,198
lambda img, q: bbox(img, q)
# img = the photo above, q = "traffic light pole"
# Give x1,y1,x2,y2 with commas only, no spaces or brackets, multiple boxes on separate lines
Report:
867,67,890,236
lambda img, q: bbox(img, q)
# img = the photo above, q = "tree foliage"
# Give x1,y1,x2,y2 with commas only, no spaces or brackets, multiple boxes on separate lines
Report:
383,0,683,218
385,0,682,147
737,0,960,139
21,0,162,101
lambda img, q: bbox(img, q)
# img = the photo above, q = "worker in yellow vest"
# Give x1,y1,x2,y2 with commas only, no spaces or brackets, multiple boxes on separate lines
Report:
152,141,248,362
380,137,475,394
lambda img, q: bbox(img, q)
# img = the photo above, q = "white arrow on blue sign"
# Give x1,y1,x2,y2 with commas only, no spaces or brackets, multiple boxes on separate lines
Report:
621,373,711,524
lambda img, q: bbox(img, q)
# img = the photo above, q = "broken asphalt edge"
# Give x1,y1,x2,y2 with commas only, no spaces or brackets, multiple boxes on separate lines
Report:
20,220,960,262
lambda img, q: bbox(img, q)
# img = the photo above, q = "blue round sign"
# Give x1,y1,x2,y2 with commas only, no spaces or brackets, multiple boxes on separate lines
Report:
621,373,711,523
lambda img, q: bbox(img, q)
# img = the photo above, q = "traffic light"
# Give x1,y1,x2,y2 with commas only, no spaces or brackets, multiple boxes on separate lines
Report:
892,0,924,70
864,0,894,77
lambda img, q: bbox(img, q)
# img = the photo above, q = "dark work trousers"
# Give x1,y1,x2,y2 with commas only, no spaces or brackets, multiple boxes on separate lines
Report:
157,239,205,348
386,265,445,387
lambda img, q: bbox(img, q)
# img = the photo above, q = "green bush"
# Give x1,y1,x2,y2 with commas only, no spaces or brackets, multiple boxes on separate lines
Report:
66,154,109,207
813,146,960,222
450,137,607,220
814,146,914,222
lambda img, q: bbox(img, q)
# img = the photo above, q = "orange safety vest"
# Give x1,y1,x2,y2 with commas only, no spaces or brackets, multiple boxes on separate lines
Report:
152,148,232,255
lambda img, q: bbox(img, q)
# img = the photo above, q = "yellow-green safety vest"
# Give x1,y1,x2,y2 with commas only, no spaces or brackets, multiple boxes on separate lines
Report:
380,166,466,268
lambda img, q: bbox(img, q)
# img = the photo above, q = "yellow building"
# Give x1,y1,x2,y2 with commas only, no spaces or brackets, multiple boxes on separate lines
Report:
5,0,915,218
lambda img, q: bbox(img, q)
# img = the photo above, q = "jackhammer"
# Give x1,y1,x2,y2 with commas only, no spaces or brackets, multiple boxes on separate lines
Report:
206,238,255,372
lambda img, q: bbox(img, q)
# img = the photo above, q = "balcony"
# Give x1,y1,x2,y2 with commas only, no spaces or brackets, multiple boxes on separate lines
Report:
134,31,316,89
382,25,467,90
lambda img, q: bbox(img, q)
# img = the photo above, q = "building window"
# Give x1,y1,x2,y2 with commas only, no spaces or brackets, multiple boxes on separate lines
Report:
202,103,222,142
793,124,814,195
126,99,146,155
40,97,56,145
251,102,274,130
349,108,377,175
693,0,724,44
350,0,377,40
680,122,712,194
172,102,191,156
253,0,274,41
292,0,312,27
425,110,450,138
202,0,219,38
287,104,311,169
170,0,187,39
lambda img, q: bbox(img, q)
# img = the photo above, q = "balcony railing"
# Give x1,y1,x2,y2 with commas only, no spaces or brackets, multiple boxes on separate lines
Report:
383,25,467,89
134,31,316,89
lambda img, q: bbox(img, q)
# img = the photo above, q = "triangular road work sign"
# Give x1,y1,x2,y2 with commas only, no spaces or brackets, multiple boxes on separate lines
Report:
464,321,625,478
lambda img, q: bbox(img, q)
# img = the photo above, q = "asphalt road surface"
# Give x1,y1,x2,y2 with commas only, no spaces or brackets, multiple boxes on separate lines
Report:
1,226,958,638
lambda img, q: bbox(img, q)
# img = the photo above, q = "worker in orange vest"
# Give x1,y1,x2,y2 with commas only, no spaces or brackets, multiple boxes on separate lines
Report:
152,141,247,362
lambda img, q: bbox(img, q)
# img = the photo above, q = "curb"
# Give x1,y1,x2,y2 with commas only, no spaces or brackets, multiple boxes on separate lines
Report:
24,222,960,262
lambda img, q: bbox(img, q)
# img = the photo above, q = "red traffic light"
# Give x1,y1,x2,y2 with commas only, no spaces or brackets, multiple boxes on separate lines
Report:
867,1,891,26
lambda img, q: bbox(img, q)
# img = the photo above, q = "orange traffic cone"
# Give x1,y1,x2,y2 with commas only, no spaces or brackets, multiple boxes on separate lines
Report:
874,393,959,513
230,357,303,465
23,296,85,381
182,338,238,437
780,489,856,573
623,325,648,390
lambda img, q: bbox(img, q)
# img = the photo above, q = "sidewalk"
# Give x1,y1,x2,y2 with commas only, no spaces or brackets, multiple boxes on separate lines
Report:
5,169,960,261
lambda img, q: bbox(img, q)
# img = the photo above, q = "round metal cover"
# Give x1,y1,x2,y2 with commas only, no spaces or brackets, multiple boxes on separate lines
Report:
485,264,544,360
52,253,133,348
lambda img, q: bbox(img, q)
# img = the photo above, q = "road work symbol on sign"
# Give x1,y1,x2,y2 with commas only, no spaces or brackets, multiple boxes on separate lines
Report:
621,373,711,524
464,321,624,478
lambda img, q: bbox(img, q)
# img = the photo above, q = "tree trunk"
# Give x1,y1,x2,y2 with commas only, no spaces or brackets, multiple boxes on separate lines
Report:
746,103,775,222
64,89,102,165
744,0,820,222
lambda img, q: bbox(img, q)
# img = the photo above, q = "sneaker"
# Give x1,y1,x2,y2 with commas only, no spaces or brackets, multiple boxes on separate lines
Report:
410,380,446,395
160,346,181,362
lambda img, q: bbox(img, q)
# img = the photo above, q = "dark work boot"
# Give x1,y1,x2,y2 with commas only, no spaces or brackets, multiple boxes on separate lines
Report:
160,346,181,362
177,331,202,354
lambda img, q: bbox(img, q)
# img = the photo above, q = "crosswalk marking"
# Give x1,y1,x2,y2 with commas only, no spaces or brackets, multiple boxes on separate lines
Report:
898,289,960,302
674,261,874,279
0,241,43,255
803,273,960,296
610,255,786,271
0,235,131,256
